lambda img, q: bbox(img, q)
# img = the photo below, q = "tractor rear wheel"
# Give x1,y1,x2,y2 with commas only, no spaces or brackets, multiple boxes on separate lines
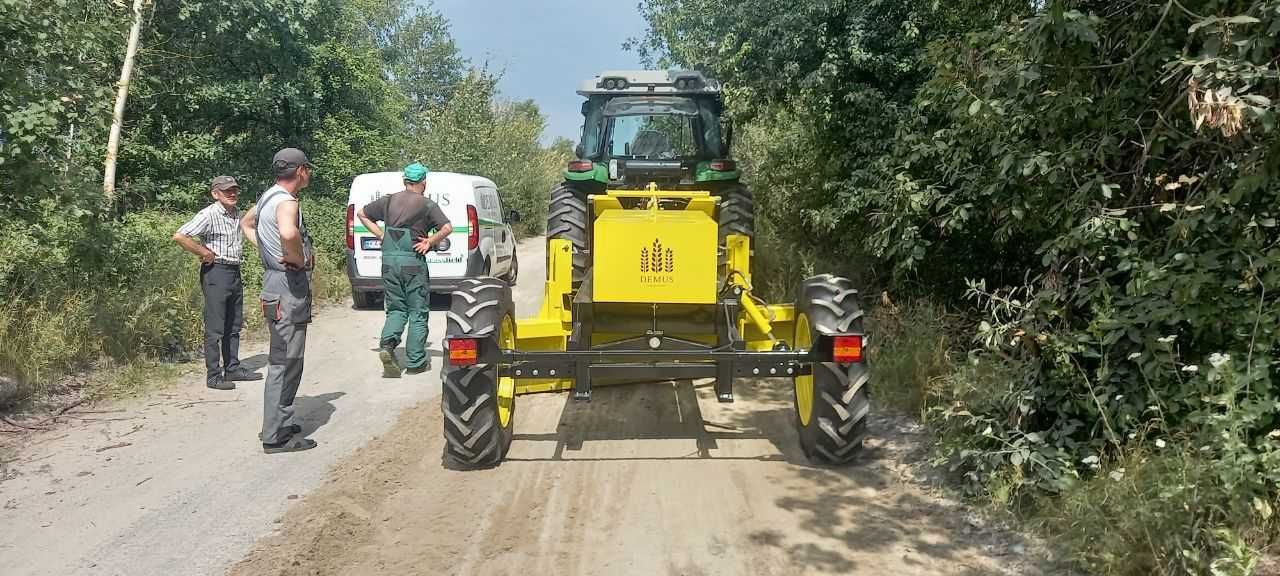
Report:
546,183,589,289
793,274,868,465
717,182,754,245
442,277,517,469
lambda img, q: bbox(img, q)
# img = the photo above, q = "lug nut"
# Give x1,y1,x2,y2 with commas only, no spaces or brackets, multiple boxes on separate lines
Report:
752,368,760,375
549,369,557,376
769,367,777,375
516,369,522,376
786,367,794,375
533,369,539,376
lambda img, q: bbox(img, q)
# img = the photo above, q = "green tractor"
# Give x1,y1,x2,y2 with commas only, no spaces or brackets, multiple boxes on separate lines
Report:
549,70,753,286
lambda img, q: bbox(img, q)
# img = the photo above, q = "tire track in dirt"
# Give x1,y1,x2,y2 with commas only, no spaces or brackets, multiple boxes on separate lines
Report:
229,375,1052,576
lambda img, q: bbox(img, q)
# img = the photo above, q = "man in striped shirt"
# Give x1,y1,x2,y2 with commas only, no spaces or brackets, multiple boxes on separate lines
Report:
173,175,264,390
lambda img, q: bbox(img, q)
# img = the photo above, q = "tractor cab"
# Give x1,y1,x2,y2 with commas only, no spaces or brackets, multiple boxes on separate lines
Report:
567,70,739,189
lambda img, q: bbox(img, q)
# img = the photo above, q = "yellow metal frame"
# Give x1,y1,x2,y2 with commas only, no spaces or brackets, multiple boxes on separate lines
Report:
512,185,796,395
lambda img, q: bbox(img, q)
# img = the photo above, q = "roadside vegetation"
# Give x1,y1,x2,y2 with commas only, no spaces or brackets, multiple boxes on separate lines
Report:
0,0,568,408
637,0,1279,573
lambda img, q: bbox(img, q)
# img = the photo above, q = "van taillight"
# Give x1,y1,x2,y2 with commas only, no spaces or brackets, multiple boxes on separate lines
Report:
467,204,478,250
346,204,355,250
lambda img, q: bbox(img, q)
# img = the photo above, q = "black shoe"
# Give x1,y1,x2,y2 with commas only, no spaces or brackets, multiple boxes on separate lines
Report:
379,347,402,378
224,368,264,381
207,376,235,390
285,424,302,436
262,436,317,454
405,360,431,375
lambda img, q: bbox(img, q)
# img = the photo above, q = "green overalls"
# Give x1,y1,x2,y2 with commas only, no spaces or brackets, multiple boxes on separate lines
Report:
379,225,429,369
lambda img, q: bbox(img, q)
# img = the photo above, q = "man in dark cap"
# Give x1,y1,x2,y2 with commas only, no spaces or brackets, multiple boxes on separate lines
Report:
174,175,263,390
241,148,317,453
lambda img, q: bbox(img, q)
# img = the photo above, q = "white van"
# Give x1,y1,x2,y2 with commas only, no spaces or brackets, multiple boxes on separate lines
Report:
345,171,520,308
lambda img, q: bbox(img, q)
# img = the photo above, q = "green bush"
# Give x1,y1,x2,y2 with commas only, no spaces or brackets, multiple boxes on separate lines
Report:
0,204,347,407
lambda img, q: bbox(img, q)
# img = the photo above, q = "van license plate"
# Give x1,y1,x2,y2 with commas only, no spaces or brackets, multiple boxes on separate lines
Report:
361,238,381,251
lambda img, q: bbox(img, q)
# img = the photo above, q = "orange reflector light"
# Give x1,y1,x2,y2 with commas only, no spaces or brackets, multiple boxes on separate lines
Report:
448,338,478,366
833,335,864,364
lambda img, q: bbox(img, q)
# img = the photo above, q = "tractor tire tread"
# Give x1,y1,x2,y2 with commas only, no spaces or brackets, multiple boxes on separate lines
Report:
442,277,515,470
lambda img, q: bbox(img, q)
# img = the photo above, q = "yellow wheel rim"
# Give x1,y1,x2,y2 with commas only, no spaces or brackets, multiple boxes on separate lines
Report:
794,312,814,427
497,315,516,428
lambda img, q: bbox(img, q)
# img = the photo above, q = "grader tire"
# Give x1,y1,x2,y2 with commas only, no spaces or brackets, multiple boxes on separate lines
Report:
547,183,589,288
717,183,754,245
442,277,516,469
793,274,869,465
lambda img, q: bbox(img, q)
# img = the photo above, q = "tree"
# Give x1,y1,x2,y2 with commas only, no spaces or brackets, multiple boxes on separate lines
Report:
102,0,148,208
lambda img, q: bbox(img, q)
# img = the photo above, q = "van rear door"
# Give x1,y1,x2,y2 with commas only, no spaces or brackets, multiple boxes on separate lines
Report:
422,174,468,280
350,172,402,279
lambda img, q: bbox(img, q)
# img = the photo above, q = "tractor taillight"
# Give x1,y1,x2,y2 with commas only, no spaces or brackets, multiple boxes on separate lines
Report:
467,204,478,250
448,338,478,366
346,204,355,250
833,335,864,364
709,159,736,171
568,160,594,172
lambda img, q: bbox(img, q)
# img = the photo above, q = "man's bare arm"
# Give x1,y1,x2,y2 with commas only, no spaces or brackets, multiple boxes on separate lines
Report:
173,232,216,264
356,207,383,240
414,223,453,255
240,204,259,248
276,200,306,269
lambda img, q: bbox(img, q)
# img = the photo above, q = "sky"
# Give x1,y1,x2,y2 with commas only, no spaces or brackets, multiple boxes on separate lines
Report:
431,0,650,145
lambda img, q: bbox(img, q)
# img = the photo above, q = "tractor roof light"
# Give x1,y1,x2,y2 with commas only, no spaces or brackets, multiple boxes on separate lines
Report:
600,77,629,90
448,337,478,366
832,335,864,365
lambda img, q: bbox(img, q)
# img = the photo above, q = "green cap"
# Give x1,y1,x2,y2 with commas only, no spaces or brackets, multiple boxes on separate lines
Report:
403,162,429,183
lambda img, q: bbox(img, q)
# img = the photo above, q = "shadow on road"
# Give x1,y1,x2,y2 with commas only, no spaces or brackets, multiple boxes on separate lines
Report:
294,391,345,436
506,378,1048,574
239,353,269,372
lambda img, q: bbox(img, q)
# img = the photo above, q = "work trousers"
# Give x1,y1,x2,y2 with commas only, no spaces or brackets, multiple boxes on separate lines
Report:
259,269,312,444
200,263,243,382
379,227,430,370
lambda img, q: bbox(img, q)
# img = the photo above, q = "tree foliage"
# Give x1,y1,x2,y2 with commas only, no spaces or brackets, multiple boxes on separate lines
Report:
640,0,1280,571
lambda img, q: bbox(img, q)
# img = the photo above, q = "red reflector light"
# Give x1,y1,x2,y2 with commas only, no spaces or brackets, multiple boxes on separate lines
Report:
448,338,478,366
568,160,594,172
467,204,479,250
346,204,355,250
833,335,864,364
709,159,736,171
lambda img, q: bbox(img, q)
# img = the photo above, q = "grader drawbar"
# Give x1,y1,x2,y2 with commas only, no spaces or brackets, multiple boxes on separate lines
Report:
440,71,869,469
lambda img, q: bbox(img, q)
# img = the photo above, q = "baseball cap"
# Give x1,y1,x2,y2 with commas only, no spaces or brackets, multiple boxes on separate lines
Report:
272,148,316,178
403,162,429,183
210,175,239,192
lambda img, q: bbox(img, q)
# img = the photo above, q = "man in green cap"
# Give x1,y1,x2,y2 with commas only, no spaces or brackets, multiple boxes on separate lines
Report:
357,162,453,377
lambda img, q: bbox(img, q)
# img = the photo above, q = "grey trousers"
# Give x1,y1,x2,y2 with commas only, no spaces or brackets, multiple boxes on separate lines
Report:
259,269,312,444
260,320,308,444
200,264,243,382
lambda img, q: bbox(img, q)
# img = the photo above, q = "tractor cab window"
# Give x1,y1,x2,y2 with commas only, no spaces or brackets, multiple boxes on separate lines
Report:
608,115,698,159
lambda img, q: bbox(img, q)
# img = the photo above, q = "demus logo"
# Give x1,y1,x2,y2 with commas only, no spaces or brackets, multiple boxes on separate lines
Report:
639,238,675,283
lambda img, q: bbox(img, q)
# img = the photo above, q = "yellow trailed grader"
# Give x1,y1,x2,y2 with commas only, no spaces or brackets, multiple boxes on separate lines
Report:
441,71,869,469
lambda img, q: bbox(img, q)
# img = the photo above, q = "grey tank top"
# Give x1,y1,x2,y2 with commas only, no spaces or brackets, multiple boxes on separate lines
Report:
255,185,313,272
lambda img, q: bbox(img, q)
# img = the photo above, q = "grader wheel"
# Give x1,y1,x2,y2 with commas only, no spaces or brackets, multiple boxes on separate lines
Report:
442,277,517,469
546,183,589,289
793,274,869,464
717,182,754,245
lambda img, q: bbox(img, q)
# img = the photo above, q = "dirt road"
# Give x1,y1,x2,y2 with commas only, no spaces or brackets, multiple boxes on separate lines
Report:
2,237,1042,576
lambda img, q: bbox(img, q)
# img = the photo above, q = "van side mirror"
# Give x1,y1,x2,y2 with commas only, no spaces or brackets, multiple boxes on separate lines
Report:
507,210,522,224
